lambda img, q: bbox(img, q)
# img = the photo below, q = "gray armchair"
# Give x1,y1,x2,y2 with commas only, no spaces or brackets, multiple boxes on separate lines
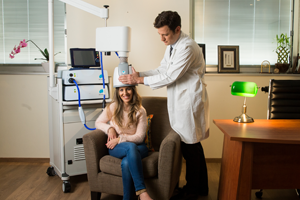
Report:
83,97,182,200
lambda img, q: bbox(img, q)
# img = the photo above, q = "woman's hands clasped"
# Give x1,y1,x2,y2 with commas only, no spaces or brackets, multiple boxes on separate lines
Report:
106,127,119,149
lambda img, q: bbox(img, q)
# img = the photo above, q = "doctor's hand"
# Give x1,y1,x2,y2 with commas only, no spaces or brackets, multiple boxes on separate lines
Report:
118,67,144,85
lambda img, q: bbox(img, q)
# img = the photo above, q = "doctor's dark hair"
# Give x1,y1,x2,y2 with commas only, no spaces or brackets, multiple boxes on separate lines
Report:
110,86,142,128
154,11,181,33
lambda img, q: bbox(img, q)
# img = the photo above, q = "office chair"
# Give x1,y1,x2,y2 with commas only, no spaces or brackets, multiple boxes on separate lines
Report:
256,79,300,199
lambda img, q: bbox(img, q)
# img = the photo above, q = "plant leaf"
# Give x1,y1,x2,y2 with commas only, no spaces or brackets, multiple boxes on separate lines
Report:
43,48,49,61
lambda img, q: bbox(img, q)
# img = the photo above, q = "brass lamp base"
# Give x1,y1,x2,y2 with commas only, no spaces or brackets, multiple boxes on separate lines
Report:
233,113,254,123
233,97,254,123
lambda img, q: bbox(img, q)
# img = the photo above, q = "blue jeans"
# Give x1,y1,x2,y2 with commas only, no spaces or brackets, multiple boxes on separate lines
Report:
108,142,148,200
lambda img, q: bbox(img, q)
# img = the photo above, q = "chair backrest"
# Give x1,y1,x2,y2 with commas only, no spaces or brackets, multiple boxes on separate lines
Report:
267,79,300,119
142,97,172,151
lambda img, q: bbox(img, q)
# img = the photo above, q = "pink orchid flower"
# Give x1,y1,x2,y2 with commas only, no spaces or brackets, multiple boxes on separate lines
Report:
14,45,21,54
9,53,15,59
19,39,27,48
9,39,59,60
9,39,30,59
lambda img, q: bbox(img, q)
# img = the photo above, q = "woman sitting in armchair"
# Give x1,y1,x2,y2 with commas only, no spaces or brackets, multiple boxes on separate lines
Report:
95,86,153,200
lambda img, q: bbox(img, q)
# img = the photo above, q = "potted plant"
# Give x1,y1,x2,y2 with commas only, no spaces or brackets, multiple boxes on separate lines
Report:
9,39,60,73
275,33,290,73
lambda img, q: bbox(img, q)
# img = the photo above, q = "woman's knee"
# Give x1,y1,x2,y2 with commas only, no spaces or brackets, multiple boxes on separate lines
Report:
126,142,139,152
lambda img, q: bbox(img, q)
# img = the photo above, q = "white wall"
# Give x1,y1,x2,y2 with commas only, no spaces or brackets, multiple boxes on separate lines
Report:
0,75,49,158
0,0,299,159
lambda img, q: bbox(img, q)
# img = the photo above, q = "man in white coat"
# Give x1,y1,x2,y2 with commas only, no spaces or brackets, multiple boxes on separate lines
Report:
119,11,209,200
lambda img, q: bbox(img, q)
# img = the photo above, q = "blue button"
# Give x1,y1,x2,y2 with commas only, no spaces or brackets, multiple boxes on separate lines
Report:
99,89,103,94
122,71,125,74
99,74,103,78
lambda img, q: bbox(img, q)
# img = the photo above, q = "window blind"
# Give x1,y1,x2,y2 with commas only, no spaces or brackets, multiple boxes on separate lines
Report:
193,0,291,65
0,0,65,64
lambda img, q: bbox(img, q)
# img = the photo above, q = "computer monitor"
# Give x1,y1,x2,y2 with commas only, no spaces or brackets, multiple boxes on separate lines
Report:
70,48,100,68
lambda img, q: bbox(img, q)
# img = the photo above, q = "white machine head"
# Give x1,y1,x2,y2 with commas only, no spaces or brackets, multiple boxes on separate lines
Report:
96,26,133,88
113,63,136,88
96,26,131,57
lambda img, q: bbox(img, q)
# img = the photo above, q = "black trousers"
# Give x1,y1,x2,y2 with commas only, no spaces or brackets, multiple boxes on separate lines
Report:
181,141,209,194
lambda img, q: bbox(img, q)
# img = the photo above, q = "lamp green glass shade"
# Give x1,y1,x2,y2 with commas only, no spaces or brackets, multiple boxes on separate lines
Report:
231,81,258,123
231,81,258,97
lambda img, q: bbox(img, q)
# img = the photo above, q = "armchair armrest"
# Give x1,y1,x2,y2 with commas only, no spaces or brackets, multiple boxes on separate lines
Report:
83,129,108,190
158,129,182,196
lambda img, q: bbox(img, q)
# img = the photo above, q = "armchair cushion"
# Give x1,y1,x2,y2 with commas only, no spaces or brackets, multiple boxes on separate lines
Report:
100,152,159,179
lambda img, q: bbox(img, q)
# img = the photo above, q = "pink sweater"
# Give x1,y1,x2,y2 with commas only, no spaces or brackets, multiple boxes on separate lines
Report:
95,102,147,144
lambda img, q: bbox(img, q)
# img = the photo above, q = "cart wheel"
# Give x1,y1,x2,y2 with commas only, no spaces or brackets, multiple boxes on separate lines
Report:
46,166,56,176
62,181,71,193
255,190,263,199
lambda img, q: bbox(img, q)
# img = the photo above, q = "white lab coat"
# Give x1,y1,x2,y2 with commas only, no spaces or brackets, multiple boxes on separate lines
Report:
140,32,209,144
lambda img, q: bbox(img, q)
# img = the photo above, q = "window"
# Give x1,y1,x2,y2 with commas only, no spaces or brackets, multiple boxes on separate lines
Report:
0,0,65,64
192,0,292,65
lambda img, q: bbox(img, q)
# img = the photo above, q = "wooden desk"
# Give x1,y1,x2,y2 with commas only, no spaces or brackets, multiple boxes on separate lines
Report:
213,119,300,200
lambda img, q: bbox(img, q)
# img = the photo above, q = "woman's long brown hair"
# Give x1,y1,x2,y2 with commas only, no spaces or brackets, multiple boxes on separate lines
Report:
109,86,142,128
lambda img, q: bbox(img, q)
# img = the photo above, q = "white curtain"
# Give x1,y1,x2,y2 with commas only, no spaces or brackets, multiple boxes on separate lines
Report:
0,0,65,64
193,0,291,65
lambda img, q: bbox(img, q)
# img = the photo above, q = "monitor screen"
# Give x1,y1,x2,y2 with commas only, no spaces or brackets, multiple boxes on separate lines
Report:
70,48,100,68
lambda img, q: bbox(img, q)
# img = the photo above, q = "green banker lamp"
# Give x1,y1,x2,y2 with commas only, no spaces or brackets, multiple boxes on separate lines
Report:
231,81,258,123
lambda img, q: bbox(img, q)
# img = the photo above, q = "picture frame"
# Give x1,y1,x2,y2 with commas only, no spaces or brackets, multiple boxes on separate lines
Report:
218,45,240,73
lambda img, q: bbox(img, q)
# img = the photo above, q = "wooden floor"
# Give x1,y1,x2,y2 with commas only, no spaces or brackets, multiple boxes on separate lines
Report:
0,161,299,200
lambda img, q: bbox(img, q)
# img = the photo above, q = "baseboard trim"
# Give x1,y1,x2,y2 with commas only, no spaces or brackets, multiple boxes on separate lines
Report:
0,158,50,163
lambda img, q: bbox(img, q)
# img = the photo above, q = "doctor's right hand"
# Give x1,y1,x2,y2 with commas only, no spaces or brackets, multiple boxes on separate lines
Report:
118,67,144,85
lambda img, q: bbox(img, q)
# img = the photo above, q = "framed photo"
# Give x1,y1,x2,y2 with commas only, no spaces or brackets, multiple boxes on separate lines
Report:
218,45,240,73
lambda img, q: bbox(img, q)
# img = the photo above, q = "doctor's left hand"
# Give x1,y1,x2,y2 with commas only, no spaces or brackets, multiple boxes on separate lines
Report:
118,67,144,85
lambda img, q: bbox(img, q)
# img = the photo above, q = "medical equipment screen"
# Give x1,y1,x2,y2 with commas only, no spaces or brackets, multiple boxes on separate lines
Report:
70,48,100,68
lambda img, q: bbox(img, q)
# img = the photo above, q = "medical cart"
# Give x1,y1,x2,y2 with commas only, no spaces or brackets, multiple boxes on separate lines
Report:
46,69,111,193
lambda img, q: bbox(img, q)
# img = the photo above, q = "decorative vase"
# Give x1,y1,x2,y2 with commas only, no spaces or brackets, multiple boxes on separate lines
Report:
42,61,49,73
275,63,290,73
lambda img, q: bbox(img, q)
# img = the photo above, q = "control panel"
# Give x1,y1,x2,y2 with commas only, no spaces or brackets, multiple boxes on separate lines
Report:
62,70,109,85
61,69,110,101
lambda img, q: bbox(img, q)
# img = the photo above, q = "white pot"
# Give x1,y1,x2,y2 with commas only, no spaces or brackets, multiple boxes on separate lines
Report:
42,62,49,73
